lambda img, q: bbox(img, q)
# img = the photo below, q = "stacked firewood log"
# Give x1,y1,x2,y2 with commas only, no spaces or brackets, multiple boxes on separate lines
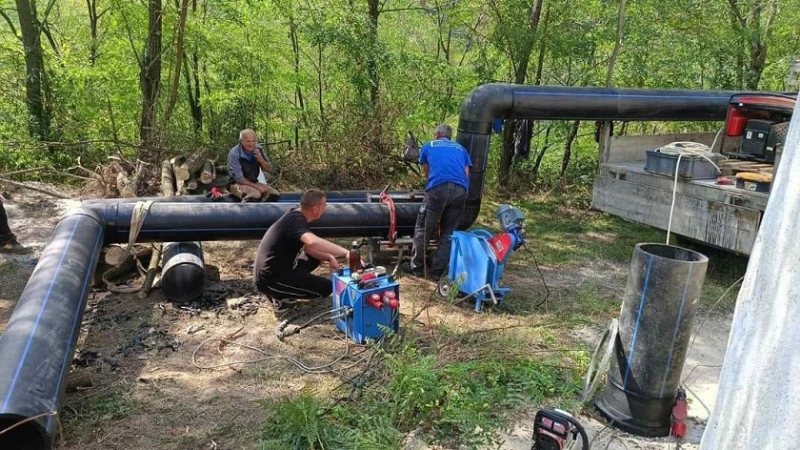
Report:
161,153,228,196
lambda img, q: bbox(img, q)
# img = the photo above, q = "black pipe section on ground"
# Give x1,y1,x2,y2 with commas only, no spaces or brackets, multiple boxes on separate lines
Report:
0,210,105,450
96,202,419,244
161,242,205,304
456,84,741,228
595,243,708,437
81,190,426,206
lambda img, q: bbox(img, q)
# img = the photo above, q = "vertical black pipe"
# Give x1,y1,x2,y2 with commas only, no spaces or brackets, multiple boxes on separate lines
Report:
595,243,708,437
0,210,105,450
455,132,491,230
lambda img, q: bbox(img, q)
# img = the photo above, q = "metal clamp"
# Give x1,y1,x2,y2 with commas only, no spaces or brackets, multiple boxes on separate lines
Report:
379,186,397,248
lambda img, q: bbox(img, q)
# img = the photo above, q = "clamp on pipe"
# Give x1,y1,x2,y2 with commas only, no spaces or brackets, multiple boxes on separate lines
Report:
379,186,397,248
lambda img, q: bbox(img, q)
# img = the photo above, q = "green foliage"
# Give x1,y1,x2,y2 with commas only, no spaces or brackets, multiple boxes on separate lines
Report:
1,0,799,189
260,343,580,450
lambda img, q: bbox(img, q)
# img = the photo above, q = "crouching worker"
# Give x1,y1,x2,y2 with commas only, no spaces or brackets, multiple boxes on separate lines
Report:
254,190,350,311
228,128,280,202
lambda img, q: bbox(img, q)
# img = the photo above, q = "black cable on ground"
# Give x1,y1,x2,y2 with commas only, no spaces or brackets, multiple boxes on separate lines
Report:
523,243,550,308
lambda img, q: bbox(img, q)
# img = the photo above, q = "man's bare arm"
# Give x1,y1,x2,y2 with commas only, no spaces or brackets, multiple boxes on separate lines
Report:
301,233,349,259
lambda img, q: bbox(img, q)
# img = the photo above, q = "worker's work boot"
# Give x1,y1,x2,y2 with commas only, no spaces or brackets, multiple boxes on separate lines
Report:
0,237,31,254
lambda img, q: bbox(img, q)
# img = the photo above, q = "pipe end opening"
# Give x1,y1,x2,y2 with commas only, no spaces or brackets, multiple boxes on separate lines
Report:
637,243,708,264
0,416,49,450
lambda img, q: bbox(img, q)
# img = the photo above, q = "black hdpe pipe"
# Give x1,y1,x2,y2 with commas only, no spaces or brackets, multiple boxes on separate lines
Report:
161,242,205,304
81,190,425,206
0,210,105,450
0,201,414,449
595,243,708,437
97,202,419,244
455,84,740,229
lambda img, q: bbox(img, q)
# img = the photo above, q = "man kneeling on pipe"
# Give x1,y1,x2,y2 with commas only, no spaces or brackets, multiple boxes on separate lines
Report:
254,190,350,311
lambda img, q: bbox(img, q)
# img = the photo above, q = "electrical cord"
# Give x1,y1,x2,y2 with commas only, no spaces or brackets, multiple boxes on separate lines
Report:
659,137,725,244
522,243,550,308
685,275,744,361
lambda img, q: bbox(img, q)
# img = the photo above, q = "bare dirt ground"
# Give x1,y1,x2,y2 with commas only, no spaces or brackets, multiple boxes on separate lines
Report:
0,185,736,450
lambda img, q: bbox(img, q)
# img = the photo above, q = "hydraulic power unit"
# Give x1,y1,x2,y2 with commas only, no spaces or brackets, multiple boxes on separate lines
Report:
332,267,400,344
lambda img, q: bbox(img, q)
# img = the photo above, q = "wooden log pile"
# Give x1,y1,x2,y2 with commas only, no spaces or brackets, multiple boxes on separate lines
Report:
161,153,228,196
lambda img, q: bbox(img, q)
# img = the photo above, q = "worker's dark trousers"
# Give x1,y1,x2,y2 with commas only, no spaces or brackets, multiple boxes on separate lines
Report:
256,252,332,300
0,202,14,245
411,182,467,276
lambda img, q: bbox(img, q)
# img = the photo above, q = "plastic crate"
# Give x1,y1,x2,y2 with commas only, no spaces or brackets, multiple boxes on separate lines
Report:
644,150,723,180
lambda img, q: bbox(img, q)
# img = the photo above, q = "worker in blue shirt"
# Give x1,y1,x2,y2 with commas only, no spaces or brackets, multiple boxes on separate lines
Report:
227,129,280,201
402,124,472,279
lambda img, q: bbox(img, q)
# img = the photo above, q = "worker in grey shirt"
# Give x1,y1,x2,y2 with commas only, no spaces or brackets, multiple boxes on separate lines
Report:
227,129,280,201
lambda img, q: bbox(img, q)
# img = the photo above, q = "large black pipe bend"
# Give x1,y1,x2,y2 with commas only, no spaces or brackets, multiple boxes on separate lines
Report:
0,209,105,450
456,84,742,228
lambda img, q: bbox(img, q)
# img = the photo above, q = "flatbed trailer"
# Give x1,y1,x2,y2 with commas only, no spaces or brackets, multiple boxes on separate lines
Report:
592,132,767,255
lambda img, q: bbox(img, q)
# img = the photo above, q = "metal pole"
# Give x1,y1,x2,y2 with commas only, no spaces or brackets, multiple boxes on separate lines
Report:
699,99,800,448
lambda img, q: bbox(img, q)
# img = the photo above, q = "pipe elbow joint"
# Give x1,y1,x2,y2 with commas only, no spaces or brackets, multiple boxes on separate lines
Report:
458,83,515,133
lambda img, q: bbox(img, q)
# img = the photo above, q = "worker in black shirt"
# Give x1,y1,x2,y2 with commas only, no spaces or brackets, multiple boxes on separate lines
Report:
254,190,350,309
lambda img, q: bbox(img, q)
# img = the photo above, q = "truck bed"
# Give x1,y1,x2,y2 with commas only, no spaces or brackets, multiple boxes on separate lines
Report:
592,161,768,255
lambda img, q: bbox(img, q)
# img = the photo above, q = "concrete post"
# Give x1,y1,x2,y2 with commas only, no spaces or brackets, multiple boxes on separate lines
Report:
699,99,800,448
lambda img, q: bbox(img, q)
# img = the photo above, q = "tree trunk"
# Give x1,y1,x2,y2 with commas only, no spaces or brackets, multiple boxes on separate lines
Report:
531,125,552,185
499,123,517,188
86,0,103,64
161,160,176,196
183,51,203,135
139,0,163,152
606,0,627,87
289,17,306,146
559,120,581,181
534,4,550,86
15,0,51,140
366,0,380,109
163,0,190,123
498,0,544,186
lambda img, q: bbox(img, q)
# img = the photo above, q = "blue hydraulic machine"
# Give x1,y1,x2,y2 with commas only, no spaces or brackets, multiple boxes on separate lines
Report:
437,205,527,311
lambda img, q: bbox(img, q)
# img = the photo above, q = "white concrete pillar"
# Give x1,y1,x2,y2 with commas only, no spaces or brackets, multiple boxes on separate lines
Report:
700,99,800,449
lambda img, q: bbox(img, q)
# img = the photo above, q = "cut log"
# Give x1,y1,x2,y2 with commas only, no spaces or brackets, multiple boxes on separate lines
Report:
161,160,176,197
169,155,186,167
102,248,153,294
138,244,163,299
200,160,216,184
215,164,228,175
104,244,151,266
186,172,198,191
175,177,185,195
116,171,137,198
174,152,205,181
